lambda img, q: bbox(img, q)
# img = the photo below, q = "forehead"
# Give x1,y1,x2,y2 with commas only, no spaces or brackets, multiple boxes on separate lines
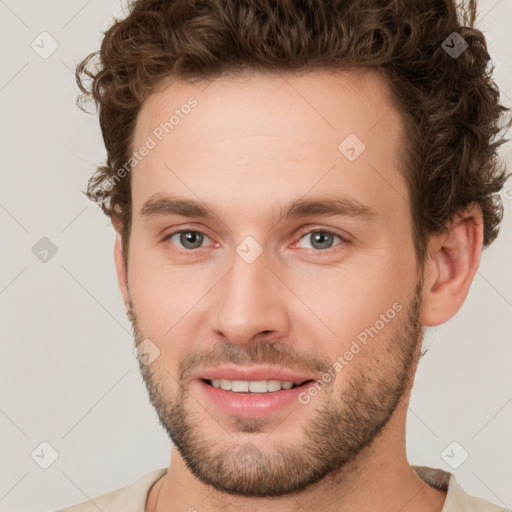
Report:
130,69,408,221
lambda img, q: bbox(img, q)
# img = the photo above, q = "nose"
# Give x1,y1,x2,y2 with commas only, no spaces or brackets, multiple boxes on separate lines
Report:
210,247,290,346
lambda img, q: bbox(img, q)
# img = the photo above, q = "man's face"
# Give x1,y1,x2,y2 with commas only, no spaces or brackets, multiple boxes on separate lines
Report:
121,70,424,496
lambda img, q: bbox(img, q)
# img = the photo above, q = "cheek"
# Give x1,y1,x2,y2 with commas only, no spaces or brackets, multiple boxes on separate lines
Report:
292,259,413,358
127,245,178,338
127,243,221,353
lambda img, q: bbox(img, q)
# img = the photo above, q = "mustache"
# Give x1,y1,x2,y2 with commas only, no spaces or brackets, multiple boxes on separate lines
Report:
127,297,333,381
176,339,333,382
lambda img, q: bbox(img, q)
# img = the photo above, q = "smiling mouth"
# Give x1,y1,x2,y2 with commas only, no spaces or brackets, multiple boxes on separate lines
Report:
202,378,314,394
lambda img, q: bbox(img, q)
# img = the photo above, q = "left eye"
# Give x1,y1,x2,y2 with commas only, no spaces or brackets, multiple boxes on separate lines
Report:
297,230,343,251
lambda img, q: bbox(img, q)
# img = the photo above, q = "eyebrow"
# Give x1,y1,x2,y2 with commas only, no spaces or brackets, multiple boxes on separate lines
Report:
139,193,378,223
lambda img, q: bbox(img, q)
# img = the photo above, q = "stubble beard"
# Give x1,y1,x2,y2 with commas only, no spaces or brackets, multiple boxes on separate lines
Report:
127,283,424,498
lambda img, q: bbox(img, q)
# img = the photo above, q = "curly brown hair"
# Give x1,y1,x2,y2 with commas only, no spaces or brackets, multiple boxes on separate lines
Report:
76,0,511,266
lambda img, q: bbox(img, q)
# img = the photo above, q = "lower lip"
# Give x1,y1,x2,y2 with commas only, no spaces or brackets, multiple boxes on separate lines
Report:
196,379,314,418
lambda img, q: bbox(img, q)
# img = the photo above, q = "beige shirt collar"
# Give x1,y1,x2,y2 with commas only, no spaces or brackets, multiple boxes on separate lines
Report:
61,465,507,512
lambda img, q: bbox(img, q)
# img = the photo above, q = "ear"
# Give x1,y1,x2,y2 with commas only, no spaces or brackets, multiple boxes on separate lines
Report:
112,217,129,310
420,203,484,326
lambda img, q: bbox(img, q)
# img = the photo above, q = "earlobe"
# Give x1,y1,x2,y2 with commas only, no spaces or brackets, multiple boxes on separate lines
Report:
420,204,484,326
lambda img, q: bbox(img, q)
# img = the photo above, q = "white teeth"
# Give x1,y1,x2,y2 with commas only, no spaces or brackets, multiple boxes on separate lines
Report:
219,379,232,391
208,379,298,393
248,380,268,393
231,380,249,392
267,379,283,392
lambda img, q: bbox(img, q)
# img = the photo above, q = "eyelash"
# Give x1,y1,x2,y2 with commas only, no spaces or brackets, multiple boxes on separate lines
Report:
162,226,349,256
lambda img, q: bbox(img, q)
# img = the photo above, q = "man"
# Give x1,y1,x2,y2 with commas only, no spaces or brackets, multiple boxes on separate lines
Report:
60,0,510,510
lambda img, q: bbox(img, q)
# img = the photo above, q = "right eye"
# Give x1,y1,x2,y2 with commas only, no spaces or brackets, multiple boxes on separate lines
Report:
164,229,212,252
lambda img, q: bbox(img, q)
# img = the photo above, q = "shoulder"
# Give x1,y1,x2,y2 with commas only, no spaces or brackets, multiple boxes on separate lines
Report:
444,474,509,512
56,468,167,512
412,465,509,512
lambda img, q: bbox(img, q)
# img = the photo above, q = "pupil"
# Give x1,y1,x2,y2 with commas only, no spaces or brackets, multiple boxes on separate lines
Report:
312,232,332,250
182,231,202,249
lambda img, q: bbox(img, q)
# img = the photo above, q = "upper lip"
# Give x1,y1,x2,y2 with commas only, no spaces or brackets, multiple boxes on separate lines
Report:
194,366,316,384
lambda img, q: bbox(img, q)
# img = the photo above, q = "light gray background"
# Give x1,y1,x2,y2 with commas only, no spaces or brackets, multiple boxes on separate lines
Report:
0,1,511,511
